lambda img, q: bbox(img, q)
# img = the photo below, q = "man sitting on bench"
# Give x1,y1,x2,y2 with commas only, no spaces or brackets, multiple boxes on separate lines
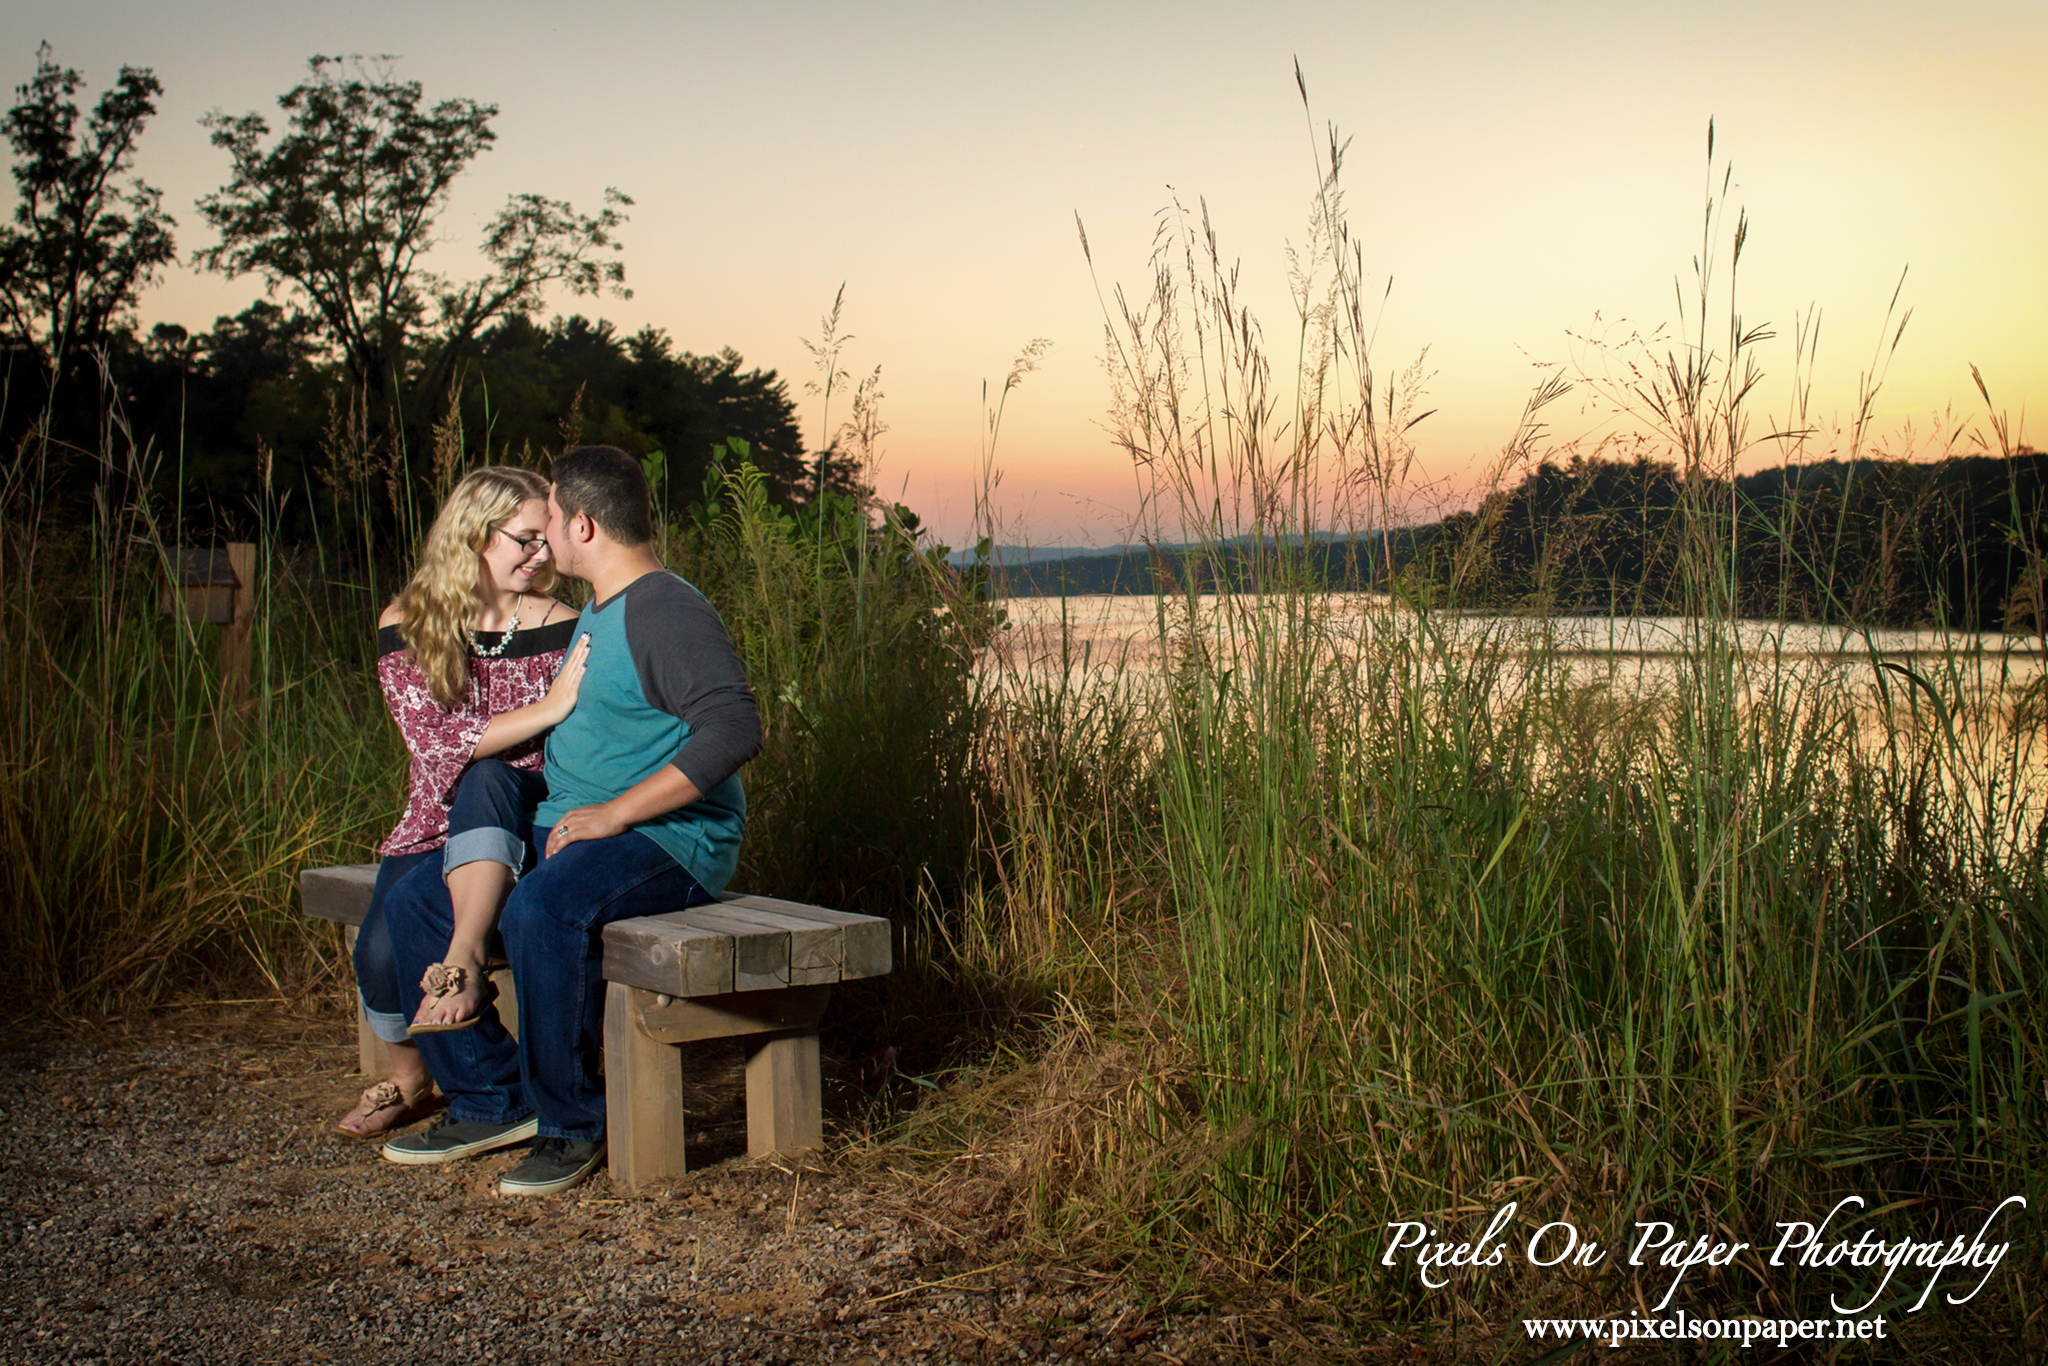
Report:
382,444,762,1195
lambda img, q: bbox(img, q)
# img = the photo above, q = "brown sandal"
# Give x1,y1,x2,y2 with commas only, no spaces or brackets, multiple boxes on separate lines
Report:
407,962,498,1036
336,1080,445,1138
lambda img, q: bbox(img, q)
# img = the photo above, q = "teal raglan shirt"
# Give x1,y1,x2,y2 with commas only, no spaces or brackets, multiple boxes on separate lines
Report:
538,570,761,893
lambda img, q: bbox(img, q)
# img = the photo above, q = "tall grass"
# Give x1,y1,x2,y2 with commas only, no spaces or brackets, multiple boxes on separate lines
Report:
941,103,2048,1348
682,455,988,923
0,374,403,1005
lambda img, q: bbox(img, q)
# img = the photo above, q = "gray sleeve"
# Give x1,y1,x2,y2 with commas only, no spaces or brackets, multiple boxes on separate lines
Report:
624,573,763,792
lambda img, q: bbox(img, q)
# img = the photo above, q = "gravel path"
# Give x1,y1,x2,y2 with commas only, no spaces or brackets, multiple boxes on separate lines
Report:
0,1005,1322,1365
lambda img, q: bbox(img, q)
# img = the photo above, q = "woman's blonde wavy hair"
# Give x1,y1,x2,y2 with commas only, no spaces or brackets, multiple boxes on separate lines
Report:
392,466,556,707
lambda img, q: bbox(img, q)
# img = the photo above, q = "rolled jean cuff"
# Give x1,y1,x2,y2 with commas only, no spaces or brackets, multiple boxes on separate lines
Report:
360,993,412,1045
443,827,526,880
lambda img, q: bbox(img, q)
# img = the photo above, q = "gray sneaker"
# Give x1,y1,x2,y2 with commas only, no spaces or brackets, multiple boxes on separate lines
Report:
381,1113,539,1165
498,1135,607,1196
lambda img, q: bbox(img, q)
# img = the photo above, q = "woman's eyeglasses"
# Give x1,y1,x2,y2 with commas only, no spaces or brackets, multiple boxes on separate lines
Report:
493,527,549,558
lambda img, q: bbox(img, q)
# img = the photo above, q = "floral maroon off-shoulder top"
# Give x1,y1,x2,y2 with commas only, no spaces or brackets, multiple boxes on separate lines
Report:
376,617,579,857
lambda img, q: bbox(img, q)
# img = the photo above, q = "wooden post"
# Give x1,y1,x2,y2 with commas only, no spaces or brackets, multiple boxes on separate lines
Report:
219,542,256,697
162,547,239,624
745,1032,824,1157
344,926,387,1078
490,966,520,1041
605,983,688,1190
357,1012,385,1076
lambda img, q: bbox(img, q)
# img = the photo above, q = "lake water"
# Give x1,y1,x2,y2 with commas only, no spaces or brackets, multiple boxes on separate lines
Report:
991,593,2045,680
985,593,2048,820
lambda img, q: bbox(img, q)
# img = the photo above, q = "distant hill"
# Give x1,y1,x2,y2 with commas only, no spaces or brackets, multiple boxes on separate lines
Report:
981,534,1415,597
1411,449,2048,629
945,544,1136,567
954,449,2048,626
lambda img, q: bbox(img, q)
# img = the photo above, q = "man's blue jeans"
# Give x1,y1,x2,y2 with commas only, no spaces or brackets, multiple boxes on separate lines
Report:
386,823,714,1139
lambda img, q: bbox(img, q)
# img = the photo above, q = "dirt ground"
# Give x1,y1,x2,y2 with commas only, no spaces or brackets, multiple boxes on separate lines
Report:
0,1002,1359,1366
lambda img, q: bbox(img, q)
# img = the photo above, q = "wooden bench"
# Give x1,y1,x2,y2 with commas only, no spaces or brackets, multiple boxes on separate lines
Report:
299,865,891,1190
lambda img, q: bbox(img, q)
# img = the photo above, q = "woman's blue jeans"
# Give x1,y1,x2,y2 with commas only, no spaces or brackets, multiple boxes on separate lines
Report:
351,760,549,1044
388,824,713,1137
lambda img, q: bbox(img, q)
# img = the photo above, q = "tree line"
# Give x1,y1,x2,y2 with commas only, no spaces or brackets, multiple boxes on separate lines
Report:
1434,450,2048,629
0,45,849,539
1001,450,2048,632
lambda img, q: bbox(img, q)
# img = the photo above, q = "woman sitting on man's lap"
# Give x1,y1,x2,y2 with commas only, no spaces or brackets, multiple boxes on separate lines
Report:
336,466,590,1137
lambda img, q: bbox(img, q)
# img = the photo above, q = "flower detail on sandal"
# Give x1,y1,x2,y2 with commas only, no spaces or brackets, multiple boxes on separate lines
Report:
409,962,498,1036
358,1080,403,1112
419,962,469,999
337,1079,444,1138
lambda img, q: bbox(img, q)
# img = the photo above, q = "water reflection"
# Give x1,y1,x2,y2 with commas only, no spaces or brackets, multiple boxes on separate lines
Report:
990,593,2047,681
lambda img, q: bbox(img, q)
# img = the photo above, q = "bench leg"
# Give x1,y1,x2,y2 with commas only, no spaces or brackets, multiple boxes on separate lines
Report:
745,1031,823,1158
344,926,387,1078
490,967,520,1042
357,1008,386,1078
605,983,687,1191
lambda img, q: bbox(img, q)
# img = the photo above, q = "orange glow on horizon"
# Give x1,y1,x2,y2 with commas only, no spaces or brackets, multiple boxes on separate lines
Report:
7,0,2040,543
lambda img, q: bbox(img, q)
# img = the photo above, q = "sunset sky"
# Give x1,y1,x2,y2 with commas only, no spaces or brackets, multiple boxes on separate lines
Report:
7,1,2043,545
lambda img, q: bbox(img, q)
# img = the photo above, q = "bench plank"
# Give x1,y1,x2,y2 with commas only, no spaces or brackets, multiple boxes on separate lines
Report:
601,914,735,997
672,906,793,992
302,864,378,927
719,894,893,980
689,904,843,986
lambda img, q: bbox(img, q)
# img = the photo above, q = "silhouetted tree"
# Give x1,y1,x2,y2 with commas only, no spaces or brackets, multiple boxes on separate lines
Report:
442,317,808,509
0,43,175,393
195,55,629,439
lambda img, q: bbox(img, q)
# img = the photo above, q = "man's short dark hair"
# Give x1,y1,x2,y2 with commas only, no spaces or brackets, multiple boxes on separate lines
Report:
553,445,653,546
